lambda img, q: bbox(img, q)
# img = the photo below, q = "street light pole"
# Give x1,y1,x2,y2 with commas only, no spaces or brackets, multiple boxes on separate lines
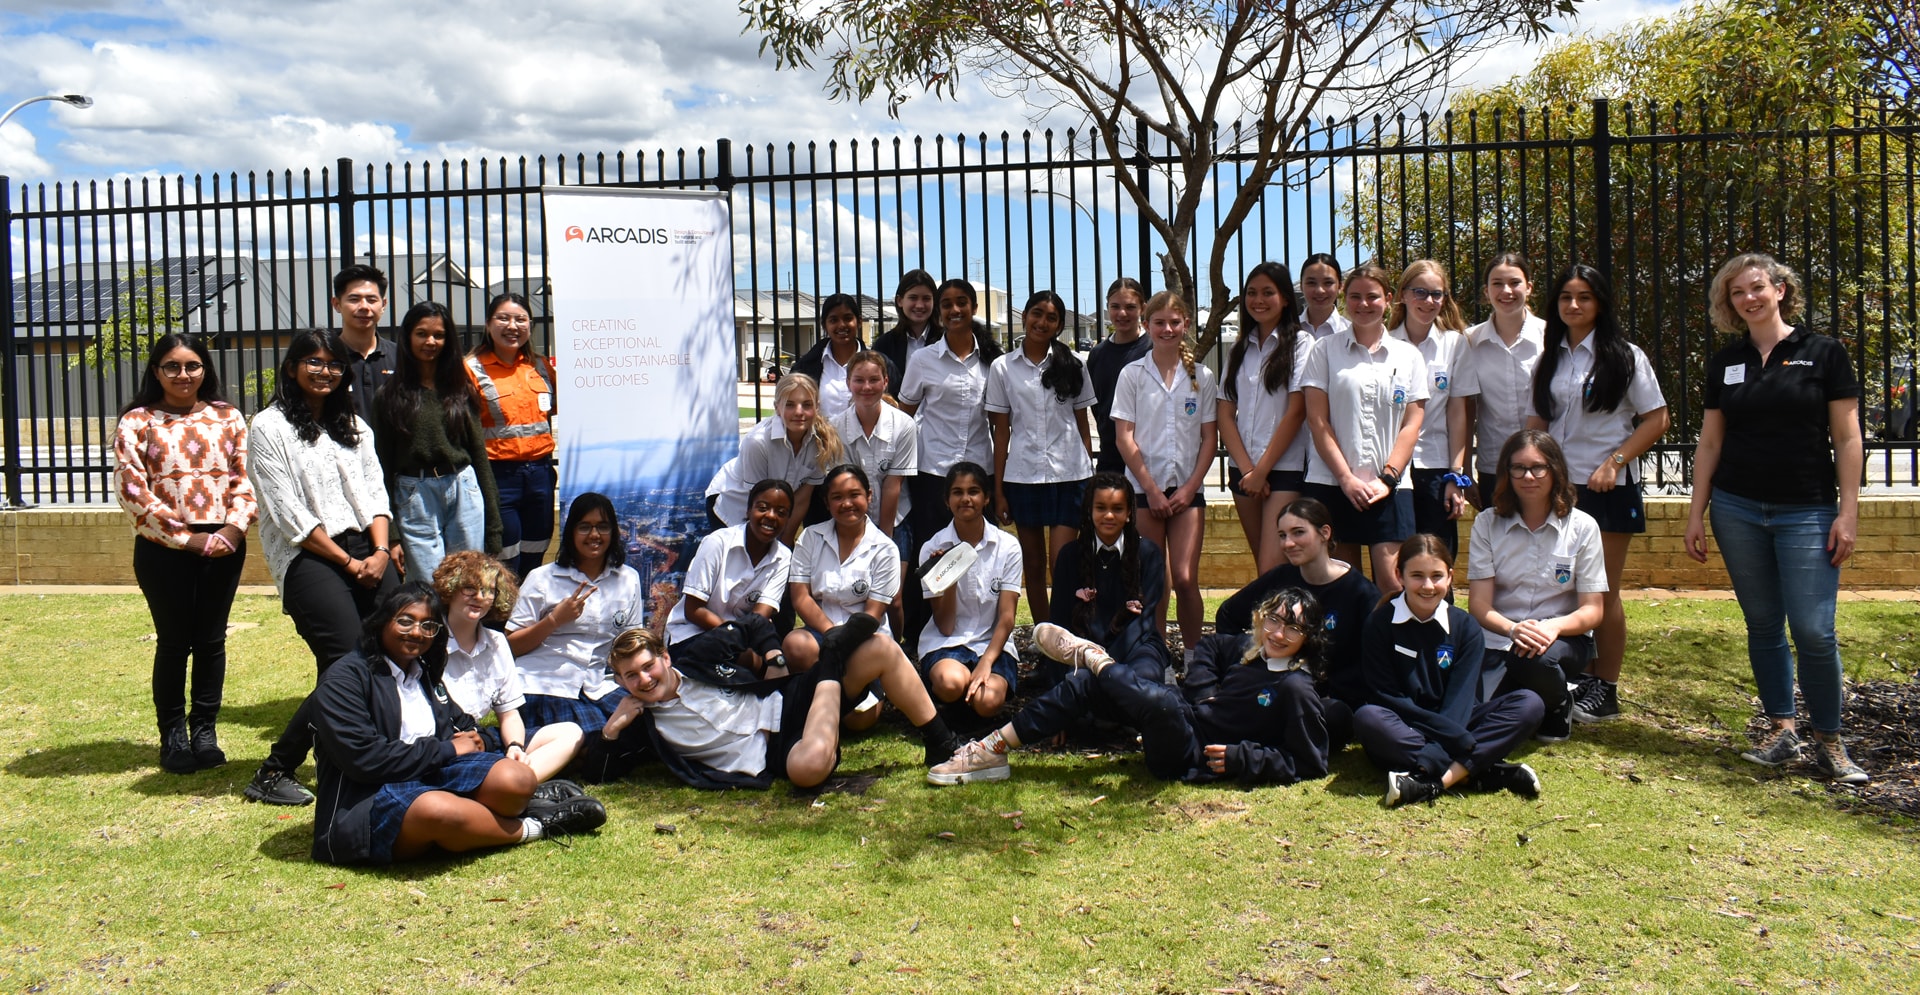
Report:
0,93,94,132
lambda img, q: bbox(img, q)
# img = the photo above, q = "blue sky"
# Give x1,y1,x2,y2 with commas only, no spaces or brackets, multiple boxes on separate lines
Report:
1,0,1689,184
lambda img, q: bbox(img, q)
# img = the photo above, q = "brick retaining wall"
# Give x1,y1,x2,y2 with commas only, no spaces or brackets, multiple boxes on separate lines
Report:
5,497,1917,589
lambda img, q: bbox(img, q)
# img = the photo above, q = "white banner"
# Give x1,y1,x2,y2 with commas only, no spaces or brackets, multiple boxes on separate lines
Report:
543,187,735,626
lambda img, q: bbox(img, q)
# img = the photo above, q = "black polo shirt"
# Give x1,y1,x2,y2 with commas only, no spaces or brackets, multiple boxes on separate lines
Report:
1703,327,1859,505
1086,334,1152,473
344,335,397,428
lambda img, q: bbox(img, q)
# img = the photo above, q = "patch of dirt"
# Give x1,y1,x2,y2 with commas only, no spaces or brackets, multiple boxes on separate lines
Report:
1739,676,1920,819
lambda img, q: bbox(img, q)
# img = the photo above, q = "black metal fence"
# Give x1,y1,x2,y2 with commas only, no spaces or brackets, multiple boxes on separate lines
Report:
5,97,1915,505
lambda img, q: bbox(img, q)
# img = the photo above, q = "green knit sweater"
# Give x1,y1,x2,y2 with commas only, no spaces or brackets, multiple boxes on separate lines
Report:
374,386,503,554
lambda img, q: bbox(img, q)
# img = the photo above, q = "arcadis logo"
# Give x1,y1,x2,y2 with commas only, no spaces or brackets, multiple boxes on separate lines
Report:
563,222,670,246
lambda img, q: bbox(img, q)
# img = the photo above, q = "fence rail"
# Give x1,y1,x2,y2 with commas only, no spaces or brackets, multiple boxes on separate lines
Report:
5,97,1916,505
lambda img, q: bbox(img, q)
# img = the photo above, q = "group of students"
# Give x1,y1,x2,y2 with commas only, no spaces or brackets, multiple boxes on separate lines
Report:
112,248,1870,866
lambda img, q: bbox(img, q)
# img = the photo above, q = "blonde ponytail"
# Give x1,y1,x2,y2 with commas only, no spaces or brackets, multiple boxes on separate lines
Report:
1143,290,1200,392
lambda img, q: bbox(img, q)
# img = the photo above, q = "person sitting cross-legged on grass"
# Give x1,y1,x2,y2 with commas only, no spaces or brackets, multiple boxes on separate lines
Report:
577,614,964,790
309,583,606,866
1358,534,1546,808
431,551,584,783
928,587,1336,787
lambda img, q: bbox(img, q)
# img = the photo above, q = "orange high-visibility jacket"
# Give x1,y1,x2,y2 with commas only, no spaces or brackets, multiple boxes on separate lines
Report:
465,351,556,462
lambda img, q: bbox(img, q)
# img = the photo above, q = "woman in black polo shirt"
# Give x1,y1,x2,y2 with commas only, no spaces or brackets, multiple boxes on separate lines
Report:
1683,252,1867,785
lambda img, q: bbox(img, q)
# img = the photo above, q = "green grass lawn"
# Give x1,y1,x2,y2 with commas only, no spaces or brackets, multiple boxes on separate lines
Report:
2,594,1916,993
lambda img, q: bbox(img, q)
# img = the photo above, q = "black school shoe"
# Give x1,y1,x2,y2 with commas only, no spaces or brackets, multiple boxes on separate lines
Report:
1385,771,1444,807
159,723,197,775
1473,762,1541,798
243,766,315,806
526,795,608,838
530,778,586,805
1570,675,1621,723
188,721,227,770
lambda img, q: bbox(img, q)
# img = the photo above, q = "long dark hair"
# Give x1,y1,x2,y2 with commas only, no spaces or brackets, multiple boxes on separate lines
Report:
556,491,627,571
1068,472,1143,638
1224,261,1302,401
1532,264,1634,419
890,269,939,343
360,582,449,683
124,333,227,415
271,330,360,446
377,301,480,450
1022,290,1086,402
471,292,549,375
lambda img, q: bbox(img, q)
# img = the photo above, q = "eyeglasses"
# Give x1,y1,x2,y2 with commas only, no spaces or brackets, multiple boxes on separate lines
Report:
457,585,497,603
574,522,615,536
491,315,532,328
159,362,205,377
299,357,348,375
1405,287,1447,302
1509,463,1553,479
1260,613,1308,637
392,616,443,636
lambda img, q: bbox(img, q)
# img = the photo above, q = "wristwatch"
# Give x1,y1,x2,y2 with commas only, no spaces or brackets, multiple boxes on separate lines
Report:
1611,453,1628,467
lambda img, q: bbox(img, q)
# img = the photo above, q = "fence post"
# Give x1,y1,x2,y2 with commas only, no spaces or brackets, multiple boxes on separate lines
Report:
336,157,356,268
1135,117,1152,293
0,175,22,508
1590,98,1613,280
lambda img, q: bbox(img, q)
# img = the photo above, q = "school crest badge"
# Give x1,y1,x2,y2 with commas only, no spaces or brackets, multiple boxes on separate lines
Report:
1256,688,1274,707
1184,397,1197,416
1436,645,1454,670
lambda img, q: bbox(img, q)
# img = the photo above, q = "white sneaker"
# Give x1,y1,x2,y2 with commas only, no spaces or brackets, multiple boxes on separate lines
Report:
1031,623,1113,671
926,739,1011,785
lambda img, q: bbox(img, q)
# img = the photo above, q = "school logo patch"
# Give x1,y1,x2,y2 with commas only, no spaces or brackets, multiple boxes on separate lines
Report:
1436,645,1454,670
1553,561,1572,584
1256,688,1274,707
879,459,893,473
1324,611,1339,630
1184,396,1198,416
613,608,635,629
746,588,762,605
852,579,870,598
1433,370,1449,391
715,663,737,680
1392,384,1407,405
431,684,450,704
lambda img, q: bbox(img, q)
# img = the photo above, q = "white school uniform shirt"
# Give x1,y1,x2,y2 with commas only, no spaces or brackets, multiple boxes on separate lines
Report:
1226,327,1315,472
915,522,1024,659
818,348,854,422
443,626,526,722
1302,311,1352,341
898,336,990,474
665,525,792,645
1467,508,1608,651
705,457,748,527
1299,330,1430,488
1540,337,1666,481
790,520,902,634
649,681,783,776
388,658,439,745
507,561,644,700
737,416,827,491
1452,314,1546,474
831,403,918,530
1389,324,1470,469
1108,354,1219,494
984,349,1097,484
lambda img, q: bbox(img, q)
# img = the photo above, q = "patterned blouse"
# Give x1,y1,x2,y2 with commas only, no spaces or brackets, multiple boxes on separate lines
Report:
114,403,258,548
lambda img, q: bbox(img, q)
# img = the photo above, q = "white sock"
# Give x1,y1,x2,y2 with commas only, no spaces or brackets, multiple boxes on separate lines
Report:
520,817,544,842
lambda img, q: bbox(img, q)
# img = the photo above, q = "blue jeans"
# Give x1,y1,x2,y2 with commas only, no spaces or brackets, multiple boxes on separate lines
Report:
394,467,486,584
1709,488,1844,733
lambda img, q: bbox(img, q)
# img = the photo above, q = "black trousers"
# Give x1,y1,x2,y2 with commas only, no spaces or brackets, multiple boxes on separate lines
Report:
1354,691,1546,779
669,614,784,668
1483,637,1594,718
263,530,397,774
133,534,245,732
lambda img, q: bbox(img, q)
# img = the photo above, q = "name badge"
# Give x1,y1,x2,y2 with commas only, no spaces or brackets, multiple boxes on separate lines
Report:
1552,560,1573,584
537,391,553,413
1723,365,1746,386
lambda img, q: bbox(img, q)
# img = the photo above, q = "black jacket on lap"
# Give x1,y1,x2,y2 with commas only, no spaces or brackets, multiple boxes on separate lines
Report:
310,649,469,865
